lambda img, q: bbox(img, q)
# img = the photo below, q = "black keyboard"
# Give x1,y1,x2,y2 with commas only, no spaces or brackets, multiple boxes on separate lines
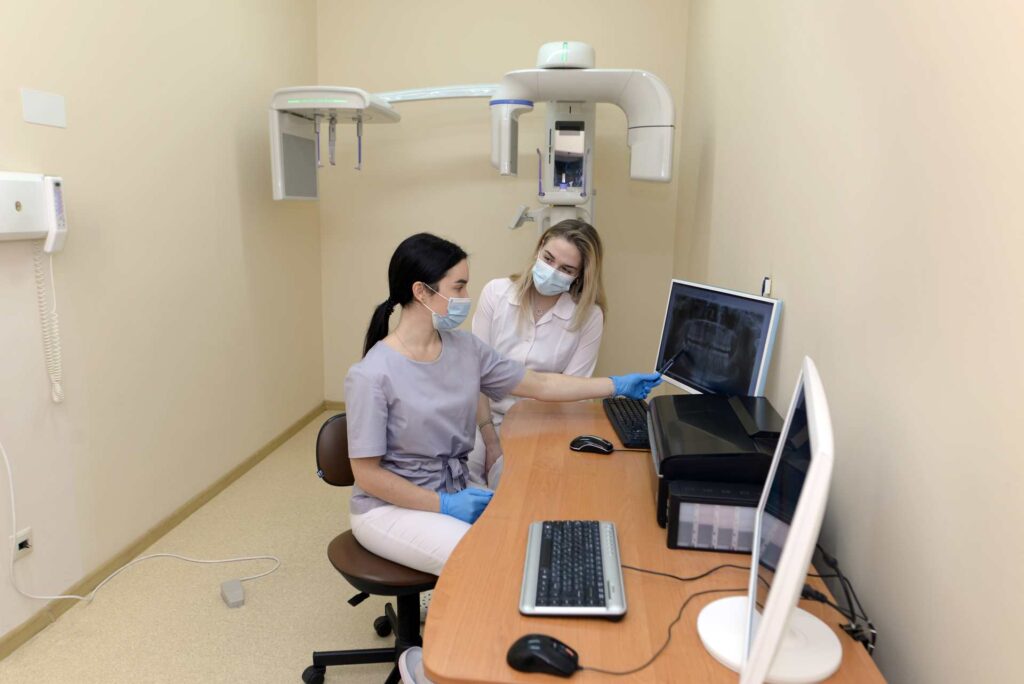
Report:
602,397,650,449
535,521,606,607
520,520,626,617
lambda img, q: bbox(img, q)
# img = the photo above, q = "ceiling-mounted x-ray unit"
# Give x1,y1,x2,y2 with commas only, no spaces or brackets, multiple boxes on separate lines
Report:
268,42,675,231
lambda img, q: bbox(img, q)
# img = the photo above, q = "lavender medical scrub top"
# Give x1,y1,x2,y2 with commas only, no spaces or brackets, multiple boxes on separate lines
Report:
344,330,526,514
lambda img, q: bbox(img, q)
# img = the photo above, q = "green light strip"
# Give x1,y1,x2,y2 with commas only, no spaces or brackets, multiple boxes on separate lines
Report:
286,98,349,104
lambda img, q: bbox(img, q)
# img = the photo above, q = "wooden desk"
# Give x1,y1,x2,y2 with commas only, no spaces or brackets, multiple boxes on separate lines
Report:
423,401,885,683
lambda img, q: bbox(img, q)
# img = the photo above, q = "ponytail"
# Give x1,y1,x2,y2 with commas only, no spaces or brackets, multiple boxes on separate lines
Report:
361,233,468,357
363,299,397,356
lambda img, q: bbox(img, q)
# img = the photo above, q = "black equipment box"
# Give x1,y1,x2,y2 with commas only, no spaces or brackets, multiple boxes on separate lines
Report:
648,393,783,527
667,480,761,552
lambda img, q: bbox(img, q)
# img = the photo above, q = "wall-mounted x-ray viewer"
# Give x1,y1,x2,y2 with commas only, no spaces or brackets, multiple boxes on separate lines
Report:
268,86,399,200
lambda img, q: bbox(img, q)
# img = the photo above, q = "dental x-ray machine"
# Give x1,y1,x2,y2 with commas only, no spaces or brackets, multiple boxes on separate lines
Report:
268,42,675,231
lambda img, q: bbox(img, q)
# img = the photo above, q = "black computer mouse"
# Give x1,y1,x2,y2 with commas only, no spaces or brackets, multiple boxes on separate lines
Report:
569,434,614,454
507,633,581,677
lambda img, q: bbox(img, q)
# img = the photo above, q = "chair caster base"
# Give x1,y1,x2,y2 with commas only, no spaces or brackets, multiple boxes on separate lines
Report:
374,614,393,637
301,664,326,684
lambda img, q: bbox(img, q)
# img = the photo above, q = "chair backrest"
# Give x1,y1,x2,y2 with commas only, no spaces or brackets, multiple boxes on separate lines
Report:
316,413,354,487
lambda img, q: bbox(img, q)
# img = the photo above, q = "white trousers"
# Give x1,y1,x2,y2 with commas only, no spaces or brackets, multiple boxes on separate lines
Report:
350,504,473,576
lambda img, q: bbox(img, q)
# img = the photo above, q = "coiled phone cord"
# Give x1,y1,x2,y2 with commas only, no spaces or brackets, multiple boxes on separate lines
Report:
33,243,64,403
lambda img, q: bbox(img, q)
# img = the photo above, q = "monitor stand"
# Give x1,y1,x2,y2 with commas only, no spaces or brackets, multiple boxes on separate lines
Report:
697,596,842,684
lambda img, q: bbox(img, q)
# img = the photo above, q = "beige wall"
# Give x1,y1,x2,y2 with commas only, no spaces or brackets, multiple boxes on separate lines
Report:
8,2,1017,678
0,1,323,636
318,0,690,398
677,2,1024,681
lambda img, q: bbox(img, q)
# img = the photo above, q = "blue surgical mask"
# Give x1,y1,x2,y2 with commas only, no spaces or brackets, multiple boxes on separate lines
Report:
422,285,471,331
531,258,576,296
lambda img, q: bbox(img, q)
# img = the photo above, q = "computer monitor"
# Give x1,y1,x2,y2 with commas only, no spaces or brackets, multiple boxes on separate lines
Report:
696,357,842,684
654,280,781,397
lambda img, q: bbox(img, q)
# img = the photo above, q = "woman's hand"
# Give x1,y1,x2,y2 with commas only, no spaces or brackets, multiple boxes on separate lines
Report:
439,488,494,524
610,372,663,400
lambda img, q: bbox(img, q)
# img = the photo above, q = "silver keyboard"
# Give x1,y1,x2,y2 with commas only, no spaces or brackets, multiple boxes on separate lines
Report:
519,520,627,618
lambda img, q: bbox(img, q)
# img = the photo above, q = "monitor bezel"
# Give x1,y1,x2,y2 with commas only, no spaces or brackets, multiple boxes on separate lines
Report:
654,279,782,397
741,356,836,681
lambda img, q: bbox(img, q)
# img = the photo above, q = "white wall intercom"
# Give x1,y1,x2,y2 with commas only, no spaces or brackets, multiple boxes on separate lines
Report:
0,172,68,252
1,171,68,402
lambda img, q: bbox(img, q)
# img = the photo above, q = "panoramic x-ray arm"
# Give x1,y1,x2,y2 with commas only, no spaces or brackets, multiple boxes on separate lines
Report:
270,85,502,198
490,68,675,181
376,84,498,103
490,99,535,174
268,86,401,199
269,43,676,209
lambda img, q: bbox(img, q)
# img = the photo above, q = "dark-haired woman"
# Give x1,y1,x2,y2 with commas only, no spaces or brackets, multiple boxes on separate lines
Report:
344,233,660,577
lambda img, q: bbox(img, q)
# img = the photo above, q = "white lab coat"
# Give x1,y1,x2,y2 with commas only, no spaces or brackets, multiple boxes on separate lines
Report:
468,277,604,484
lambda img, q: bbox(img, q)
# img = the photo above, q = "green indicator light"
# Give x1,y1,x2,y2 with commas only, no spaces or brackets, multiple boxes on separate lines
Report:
561,41,568,62
286,98,349,104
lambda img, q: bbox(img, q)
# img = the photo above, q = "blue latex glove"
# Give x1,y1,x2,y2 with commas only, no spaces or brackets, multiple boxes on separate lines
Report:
439,487,494,524
610,372,663,400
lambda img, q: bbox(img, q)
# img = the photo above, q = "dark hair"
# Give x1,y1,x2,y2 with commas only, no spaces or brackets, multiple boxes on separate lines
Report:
362,233,468,356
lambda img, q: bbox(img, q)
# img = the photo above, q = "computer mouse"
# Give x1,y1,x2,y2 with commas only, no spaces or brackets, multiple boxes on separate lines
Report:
569,434,615,454
506,633,580,677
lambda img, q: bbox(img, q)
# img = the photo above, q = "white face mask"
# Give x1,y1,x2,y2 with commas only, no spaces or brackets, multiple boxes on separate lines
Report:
531,258,576,296
422,284,471,331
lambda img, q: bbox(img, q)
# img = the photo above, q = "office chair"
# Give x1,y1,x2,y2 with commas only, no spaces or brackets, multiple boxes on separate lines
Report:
302,413,438,684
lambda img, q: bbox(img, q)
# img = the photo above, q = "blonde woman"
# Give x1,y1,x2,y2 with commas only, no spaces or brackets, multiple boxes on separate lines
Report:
470,219,607,487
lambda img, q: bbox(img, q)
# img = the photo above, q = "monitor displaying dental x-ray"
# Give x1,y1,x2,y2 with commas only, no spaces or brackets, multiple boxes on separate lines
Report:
655,280,781,397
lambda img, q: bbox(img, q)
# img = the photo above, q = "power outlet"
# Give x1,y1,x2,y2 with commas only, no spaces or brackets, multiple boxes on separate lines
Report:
13,527,33,561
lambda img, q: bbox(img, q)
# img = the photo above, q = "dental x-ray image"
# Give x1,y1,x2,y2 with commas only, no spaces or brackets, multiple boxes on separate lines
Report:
656,281,778,397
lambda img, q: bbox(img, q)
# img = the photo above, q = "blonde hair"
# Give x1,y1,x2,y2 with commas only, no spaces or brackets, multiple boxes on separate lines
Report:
511,219,606,332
